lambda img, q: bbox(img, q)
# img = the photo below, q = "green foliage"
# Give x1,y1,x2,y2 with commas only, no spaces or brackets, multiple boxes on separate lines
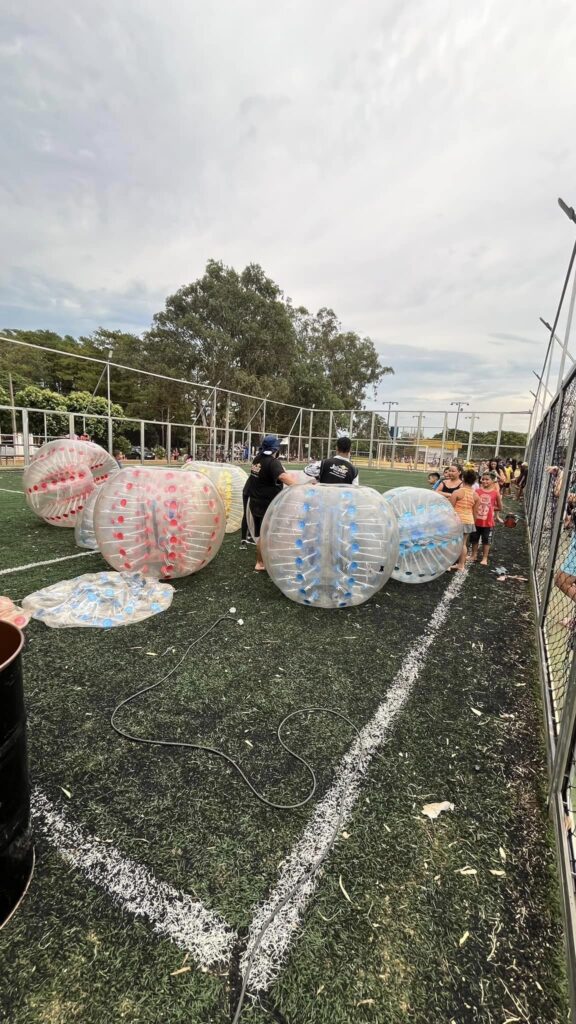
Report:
432,428,527,454
113,434,132,455
13,384,68,435
153,445,166,459
2,261,394,435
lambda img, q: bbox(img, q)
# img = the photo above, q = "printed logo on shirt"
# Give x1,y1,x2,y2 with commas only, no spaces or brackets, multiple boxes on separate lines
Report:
329,463,350,479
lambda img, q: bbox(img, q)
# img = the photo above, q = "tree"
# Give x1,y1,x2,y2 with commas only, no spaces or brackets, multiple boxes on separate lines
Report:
64,391,125,445
13,384,68,436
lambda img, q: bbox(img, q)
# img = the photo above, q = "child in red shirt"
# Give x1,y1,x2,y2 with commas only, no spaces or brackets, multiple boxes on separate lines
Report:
471,471,502,565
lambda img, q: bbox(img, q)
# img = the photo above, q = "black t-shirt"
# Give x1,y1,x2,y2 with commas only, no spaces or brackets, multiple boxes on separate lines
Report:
437,479,462,495
318,456,358,485
247,454,285,513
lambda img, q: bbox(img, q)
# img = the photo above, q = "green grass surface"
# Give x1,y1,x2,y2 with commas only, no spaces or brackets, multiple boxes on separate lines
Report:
0,468,568,1023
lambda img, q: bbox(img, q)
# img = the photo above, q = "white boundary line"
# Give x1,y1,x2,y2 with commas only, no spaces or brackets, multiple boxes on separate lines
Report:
0,550,99,576
242,568,469,990
32,789,236,966
0,486,21,493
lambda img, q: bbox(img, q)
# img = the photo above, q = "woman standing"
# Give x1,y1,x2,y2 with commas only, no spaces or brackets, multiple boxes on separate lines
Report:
436,462,463,498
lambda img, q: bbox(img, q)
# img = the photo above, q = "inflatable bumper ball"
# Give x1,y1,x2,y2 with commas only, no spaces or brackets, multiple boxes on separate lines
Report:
381,487,463,583
183,462,248,533
259,483,399,608
93,467,226,579
23,439,118,527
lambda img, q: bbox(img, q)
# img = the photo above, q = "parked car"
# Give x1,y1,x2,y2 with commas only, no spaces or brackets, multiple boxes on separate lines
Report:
126,446,155,460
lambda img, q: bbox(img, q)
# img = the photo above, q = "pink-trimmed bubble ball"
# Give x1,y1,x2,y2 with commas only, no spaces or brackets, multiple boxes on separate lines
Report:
23,439,118,528
93,466,226,579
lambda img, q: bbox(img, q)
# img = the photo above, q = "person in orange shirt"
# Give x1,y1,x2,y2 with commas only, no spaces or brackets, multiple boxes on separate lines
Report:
447,468,480,571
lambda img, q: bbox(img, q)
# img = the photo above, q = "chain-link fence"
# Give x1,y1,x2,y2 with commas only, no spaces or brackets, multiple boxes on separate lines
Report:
526,361,576,1017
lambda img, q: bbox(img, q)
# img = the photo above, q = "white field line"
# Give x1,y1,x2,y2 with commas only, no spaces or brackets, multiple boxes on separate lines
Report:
32,789,236,966
0,550,99,576
0,486,22,493
243,568,469,990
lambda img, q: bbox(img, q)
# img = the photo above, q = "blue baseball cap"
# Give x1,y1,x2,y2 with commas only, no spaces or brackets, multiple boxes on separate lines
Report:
261,434,281,455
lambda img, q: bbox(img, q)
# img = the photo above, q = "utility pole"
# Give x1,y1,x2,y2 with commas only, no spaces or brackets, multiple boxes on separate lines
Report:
450,401,469,444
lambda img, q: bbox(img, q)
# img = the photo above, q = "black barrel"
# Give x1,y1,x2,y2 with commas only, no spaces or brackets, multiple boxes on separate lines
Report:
0,620,33,926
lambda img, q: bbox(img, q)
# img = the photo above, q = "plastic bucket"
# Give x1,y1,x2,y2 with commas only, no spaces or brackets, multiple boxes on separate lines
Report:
0,620,33,927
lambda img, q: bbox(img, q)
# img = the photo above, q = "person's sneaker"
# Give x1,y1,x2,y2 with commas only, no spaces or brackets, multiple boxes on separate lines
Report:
239,540,248,550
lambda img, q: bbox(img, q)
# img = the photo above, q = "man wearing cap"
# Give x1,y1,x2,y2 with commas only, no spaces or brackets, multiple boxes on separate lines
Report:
246,435,297,570
310,434,359,485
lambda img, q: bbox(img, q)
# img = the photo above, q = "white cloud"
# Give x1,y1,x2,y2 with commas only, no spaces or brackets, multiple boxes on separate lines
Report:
1,0,575,416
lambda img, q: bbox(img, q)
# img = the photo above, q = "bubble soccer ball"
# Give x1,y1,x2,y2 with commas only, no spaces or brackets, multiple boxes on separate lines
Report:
23,439,118,527
93,466,226,579
75,483,108,550
183,462,248,533
381,487,463,583
260,483,399,609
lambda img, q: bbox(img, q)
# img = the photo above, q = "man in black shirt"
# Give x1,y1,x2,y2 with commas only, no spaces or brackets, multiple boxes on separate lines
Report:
246,435,296,570
316,435,359,485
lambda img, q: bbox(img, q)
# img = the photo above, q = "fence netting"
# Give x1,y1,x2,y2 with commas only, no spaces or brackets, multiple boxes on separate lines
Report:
526,361,576,1003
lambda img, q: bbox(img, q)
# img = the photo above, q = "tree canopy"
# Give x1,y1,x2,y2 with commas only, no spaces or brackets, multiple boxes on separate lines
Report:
0,260,393,438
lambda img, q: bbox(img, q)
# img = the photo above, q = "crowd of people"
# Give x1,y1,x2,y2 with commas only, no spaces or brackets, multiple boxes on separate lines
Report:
239,436,527,572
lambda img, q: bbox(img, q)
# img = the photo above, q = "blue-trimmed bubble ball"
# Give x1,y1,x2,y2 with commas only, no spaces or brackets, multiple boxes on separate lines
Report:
381,487,462,583
259,484,399,609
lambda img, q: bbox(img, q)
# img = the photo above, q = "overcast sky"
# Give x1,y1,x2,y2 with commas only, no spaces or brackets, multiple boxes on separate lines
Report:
2,0,576,428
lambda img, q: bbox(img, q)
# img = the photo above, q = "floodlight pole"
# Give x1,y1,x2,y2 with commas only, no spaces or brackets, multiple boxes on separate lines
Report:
450,401,468,443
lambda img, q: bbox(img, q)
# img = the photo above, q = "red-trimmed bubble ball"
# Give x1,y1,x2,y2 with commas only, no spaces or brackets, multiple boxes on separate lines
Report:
93,466,226,579
23,439,119,527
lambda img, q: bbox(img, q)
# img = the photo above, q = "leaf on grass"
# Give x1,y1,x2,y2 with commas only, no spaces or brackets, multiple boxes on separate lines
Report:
339,875,353,904
146,652,158,657
421,801,454,820
470,707,482,716
229,607,236,614
499,846,507,862
316,984,325,996
341,831,350,840
244,739,253,748
170,966,191,976
459,931,470,946
356,999,375,1007
489,869,506,877
456,866,477,875
60,787,72,799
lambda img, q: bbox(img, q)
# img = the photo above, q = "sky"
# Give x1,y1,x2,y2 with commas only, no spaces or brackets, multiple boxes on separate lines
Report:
2,0,576,430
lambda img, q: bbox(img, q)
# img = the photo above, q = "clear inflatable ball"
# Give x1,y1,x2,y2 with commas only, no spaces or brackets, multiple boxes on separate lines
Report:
260,483,399,609
23,439,118,527
93,466,226,579
183,462,248,533
381,487,463,583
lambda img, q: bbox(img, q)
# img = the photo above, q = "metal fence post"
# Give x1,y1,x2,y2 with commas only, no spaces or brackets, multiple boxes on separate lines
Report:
166,422,172,464
368,411,375,466
495,412,503,456
391,411,398,468
21,408,30,466
140,421,145,464
308,407,314,461
68,413,75,439
224,394,231,458
327,411,333,455
537,399,576,625
211,387,218,460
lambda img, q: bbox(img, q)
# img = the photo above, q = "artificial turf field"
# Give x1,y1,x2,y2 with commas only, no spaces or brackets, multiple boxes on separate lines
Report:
0,466,569,1024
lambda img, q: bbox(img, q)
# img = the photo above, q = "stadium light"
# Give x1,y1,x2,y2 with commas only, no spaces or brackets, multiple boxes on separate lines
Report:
450,401,469,441
558,197,576,225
